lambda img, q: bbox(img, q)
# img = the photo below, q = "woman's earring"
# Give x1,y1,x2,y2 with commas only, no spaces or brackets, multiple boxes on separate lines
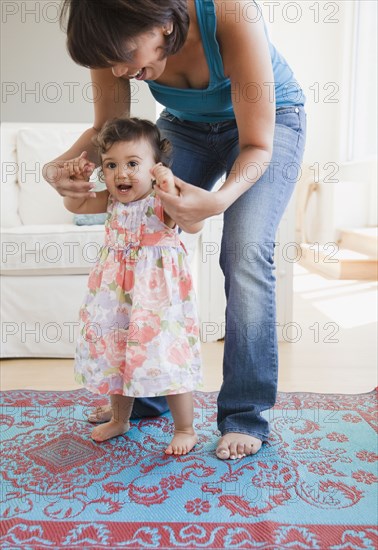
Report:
163,26,173,36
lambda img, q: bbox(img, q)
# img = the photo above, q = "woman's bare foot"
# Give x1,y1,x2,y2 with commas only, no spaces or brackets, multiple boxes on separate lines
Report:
216,433,262,460
165,429,198,456
91,420,130,442
87,405,112,423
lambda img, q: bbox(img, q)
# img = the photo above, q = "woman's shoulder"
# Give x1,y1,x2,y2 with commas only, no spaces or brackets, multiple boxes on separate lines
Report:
214,0,265,40
206,0,268,80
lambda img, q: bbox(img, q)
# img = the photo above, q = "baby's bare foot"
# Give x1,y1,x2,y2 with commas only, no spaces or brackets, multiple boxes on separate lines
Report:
87,405,112,423
91,420,130,442
216,433,262,460
165,430,198,456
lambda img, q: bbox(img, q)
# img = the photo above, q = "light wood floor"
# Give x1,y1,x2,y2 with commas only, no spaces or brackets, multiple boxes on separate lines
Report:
1,265,377,394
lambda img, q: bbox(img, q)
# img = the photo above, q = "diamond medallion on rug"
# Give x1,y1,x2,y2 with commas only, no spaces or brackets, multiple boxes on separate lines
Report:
0,389,377,549
25,434,107,474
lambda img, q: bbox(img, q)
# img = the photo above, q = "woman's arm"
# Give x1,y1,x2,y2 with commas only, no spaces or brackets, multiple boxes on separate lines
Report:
214,0,275,211
43,69,131,197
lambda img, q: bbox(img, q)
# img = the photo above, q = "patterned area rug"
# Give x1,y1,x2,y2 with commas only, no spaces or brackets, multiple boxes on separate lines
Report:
1,388,377,549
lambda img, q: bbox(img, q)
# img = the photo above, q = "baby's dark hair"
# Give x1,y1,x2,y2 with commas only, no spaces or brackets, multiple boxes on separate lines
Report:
94,117,172,168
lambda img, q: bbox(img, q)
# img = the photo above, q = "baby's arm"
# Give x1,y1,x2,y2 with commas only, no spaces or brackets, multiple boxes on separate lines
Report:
63,151,109,214
151,164,179,228
152,164,178,196
151,164,204,233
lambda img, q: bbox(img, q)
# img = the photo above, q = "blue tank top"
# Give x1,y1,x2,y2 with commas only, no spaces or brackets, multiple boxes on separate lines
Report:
146,0,305,122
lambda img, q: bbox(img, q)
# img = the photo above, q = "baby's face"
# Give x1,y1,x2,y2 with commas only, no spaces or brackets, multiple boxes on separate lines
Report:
101,139,155,203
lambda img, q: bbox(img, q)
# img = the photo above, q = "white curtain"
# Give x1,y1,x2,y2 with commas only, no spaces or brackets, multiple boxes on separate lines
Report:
348,0,377,161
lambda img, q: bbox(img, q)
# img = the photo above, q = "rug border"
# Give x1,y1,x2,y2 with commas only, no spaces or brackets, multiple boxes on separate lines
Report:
2,519,378,549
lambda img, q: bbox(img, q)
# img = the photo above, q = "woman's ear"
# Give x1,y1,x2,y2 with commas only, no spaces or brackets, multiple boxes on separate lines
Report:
163,23,173,35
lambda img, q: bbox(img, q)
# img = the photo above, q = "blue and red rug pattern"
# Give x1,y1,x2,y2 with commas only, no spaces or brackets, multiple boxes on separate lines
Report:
1,389,377,549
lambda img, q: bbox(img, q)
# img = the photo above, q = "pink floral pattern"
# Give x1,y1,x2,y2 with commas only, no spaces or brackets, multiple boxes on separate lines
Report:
342,414,363,423
352,470,378,485
356,450,378,463
185,498,211,516
327,432,349,442
75,192,202,397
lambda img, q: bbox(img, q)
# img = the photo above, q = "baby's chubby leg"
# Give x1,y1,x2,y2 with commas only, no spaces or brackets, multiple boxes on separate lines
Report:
91,394,134,442
165,392,198,455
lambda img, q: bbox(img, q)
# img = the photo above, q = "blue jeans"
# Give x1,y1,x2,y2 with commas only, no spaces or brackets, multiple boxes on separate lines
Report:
132,106,307,441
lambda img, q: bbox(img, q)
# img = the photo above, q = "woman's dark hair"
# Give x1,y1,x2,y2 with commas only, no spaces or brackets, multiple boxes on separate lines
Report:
60,0,189,68
94,117,172,171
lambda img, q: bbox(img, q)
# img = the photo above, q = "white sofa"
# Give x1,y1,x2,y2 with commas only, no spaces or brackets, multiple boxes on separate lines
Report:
1,123,108,357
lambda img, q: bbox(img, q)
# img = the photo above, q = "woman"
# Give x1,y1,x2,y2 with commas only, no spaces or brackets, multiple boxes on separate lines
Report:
44,0,306,460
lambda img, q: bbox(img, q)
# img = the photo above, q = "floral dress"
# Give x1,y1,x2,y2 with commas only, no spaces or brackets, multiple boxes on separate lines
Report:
74,192,202,397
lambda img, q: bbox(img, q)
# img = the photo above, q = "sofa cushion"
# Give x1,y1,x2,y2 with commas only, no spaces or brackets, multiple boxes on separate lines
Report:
16,126,91,225
1,224,105,275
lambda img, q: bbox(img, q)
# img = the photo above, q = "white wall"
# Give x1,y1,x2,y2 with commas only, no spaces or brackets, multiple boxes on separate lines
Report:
1,0,155,122
261,1,377,230
261,0,356,166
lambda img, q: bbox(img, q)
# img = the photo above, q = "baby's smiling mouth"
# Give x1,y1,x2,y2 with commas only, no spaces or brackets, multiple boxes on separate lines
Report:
117,184,132,192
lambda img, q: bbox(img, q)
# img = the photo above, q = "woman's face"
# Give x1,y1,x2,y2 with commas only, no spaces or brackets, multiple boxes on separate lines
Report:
111,27,171,81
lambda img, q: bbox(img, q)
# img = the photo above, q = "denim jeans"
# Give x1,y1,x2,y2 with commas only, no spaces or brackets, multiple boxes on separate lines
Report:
132,106,306,441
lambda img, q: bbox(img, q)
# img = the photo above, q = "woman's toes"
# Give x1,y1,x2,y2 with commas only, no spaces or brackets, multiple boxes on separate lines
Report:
216,434,263,460
236,443,246,457
216,446,230,459
228,442,239,459
250,440,262,454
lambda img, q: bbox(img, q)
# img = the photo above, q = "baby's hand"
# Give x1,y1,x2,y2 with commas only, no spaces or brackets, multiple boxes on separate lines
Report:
63,151,95,182
151,163,179,196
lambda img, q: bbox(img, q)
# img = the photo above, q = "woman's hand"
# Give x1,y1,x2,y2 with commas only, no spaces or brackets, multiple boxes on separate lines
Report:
154,176,224,232
43,151,97,200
